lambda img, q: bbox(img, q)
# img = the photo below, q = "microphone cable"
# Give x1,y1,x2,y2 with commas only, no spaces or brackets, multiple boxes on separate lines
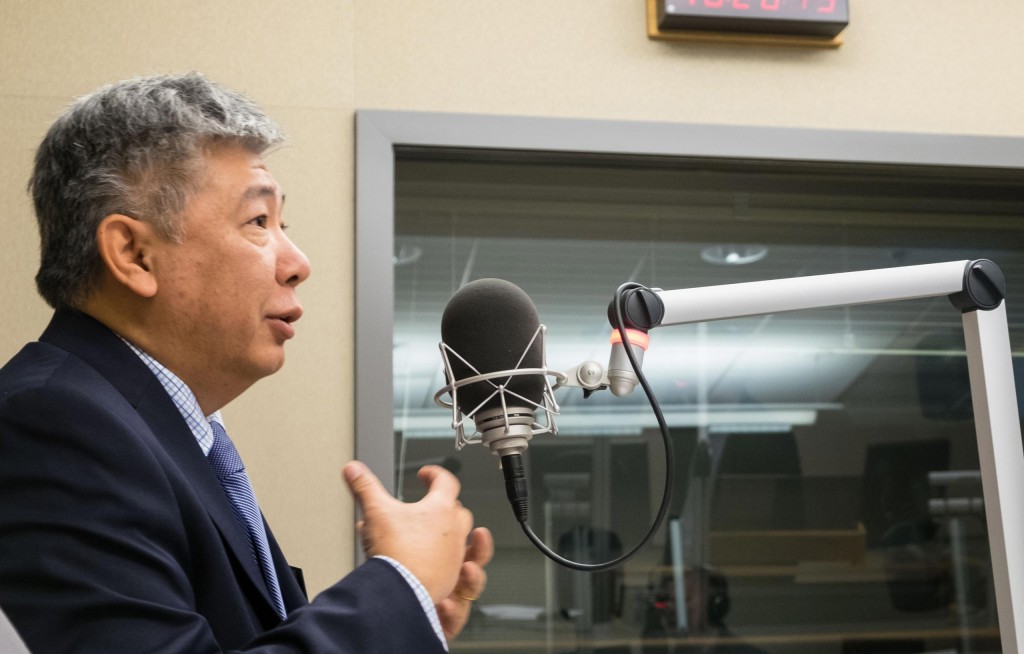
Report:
500,281,675,571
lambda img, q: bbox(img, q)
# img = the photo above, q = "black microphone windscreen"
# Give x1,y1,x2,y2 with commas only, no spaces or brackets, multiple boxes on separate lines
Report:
441,279,545,415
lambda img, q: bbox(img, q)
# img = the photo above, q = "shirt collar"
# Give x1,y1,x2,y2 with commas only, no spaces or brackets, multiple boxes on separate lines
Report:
120,338,217,456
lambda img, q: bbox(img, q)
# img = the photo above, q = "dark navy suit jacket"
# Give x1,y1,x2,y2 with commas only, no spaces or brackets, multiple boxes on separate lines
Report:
0,309,444,653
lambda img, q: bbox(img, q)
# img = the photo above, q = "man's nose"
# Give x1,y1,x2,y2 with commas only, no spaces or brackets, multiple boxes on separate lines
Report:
278,234,311,286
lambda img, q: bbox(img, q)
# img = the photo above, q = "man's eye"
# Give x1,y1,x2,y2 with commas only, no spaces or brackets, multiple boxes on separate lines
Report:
249,215,268,228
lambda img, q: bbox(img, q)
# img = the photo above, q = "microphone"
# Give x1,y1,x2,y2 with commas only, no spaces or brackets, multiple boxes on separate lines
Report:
437,279,675,572
439,278,555,459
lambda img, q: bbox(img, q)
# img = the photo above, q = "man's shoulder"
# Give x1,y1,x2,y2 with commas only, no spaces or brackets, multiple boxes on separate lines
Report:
0,310,108,393
0,337,175,481
1,310,154,410
0,341,128,436
0,340,77,398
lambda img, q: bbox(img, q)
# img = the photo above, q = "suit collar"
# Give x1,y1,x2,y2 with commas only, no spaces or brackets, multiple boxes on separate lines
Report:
40,309,160,407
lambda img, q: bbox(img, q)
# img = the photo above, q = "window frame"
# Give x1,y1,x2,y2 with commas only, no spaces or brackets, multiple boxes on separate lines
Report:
356,110,1024,492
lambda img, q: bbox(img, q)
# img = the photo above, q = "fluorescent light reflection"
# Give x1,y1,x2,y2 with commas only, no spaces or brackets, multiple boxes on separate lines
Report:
394,404,828,439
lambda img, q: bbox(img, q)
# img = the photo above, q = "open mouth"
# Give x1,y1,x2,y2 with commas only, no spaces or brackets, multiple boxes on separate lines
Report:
267,308,302,338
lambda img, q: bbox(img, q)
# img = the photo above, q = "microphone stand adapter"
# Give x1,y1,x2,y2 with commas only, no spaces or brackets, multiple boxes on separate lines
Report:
474,406,536,458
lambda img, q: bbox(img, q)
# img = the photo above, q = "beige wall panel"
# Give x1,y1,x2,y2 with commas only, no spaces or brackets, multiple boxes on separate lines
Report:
0,0,352,109
0,97,56,357
353,0,1024,135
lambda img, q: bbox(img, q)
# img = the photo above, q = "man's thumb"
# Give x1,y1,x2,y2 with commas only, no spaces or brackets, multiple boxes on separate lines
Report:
343,461,386,507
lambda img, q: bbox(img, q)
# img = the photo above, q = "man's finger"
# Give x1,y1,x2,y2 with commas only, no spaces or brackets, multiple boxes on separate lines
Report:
454,560,487,601
417,464,462,502
465,527,494,566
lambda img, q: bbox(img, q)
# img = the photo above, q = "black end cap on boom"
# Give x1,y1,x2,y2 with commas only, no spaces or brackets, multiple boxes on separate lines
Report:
608,287,665,331
948,259,1006,313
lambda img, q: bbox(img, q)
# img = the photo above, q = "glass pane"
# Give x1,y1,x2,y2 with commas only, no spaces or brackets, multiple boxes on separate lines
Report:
393,151,1024,654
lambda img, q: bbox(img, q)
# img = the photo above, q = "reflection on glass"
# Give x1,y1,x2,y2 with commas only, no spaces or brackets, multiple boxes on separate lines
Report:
393,154,1022,653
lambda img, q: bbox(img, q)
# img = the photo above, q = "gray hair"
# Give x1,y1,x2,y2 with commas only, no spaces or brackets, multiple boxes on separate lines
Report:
29,72,285,309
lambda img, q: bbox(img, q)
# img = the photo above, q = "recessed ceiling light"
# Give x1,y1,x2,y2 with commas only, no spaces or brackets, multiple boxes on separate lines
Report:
393,244,423,266
701,244,768,266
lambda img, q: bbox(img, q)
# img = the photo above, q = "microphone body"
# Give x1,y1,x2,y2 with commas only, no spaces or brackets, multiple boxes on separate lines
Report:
472,406,536,459
439,279,550,458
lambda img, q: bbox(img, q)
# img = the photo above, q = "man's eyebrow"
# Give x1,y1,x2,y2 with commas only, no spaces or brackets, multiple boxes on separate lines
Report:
239,184,280,204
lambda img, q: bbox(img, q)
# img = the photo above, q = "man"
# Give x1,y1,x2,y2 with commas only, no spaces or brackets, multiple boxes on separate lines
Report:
0,72,492,652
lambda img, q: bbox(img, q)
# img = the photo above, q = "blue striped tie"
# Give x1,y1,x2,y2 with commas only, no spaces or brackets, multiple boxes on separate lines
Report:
207,419,286,620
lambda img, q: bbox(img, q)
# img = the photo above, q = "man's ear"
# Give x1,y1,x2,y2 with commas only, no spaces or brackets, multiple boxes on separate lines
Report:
95,214,159,298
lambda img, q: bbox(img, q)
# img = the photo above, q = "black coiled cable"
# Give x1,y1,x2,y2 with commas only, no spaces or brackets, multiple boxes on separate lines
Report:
501,282,675,571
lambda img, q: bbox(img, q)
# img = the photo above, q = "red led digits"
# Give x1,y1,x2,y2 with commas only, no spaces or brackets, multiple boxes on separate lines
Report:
803,0,836,12
683,0,836,11
660,0,848,37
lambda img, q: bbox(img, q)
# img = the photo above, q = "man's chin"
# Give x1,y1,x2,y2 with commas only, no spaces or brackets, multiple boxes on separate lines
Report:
249,349,287,381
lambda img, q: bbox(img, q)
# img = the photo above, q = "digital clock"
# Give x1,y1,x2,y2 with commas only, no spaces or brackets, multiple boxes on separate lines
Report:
657,0,849,38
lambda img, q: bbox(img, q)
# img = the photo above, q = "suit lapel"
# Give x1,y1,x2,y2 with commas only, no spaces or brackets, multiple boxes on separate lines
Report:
266,525,309,609
40,309,280,619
